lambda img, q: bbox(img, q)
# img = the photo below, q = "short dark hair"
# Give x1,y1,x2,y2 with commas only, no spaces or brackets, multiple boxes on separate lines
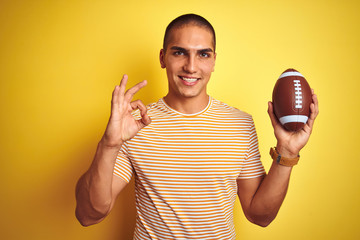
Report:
163,14,216,52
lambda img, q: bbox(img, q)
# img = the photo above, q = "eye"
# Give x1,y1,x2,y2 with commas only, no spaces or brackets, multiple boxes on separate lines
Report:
200,52,210,58
174,51,184,56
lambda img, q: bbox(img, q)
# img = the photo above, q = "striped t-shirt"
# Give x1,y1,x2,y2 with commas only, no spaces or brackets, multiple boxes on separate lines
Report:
114,97,266,239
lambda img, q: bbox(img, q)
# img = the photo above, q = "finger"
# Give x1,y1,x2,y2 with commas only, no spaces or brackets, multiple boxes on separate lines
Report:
130,100,152,127
267,101,280,128
124,80,147,102
306,93,319,130
111,85,122,117
119,74,128,95
302,105,315,135
130,99,147,114
111,85,120,109
140,112,152,126
312,91,319,117
118,74,128,104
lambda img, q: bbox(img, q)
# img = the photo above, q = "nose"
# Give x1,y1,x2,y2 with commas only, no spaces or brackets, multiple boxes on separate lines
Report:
183,54,196,73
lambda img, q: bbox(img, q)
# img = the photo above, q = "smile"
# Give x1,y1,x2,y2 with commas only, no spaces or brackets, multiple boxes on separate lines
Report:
179,76,200,85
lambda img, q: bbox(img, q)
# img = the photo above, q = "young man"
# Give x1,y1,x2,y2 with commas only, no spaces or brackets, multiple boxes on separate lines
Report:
75,14,319,239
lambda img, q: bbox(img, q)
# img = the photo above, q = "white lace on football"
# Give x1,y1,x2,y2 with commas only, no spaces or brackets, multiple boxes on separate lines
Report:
294,80,303,109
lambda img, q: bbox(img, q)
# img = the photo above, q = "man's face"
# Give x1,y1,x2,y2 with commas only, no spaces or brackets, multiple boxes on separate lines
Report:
160,25,216,100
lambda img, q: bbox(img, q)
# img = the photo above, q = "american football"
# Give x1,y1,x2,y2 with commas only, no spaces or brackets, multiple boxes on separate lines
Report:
272,68,312,131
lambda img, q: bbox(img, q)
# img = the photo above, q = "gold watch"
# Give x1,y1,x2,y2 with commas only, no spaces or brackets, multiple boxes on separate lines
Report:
270,147,300,167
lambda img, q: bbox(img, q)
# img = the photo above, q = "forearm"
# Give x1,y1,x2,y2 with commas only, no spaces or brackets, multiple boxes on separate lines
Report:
246,91,318,226
75,138,122,226
246,145,298,226
248,160,292,226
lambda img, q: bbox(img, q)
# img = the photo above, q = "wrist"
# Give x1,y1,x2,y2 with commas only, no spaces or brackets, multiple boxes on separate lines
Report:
99,136,123,150
270,147,300,167
275,144,299,159
92,138,122,170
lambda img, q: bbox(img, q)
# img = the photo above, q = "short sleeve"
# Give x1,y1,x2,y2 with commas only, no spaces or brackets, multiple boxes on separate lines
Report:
237,118,266,179
113,143,133,183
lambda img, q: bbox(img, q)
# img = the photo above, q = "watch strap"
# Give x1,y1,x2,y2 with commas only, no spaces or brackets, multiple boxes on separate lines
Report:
270,147,300,167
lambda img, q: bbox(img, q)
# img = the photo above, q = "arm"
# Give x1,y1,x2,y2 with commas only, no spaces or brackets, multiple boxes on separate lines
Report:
75,142,127,226
237,90,319,227
75,75,151,226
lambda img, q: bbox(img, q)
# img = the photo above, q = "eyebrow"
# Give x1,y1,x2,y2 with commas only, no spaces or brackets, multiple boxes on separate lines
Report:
170,46,214,53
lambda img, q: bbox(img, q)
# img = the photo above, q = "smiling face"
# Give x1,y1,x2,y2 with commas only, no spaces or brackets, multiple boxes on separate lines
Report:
160,24,216,104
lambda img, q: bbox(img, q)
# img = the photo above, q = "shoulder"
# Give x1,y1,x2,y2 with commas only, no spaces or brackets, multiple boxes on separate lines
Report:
209,98,253,121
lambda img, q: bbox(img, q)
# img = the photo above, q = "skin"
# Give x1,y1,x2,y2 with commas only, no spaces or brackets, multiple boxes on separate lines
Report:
75,23,319,227
160,25,216,114
237,91,319,227
75,75,150,226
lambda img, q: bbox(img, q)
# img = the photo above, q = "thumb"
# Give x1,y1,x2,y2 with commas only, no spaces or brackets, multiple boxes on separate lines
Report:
268,101,280,128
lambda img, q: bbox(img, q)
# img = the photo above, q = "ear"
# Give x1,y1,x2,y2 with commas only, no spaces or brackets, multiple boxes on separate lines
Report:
212,52,217,72
160,49,166,69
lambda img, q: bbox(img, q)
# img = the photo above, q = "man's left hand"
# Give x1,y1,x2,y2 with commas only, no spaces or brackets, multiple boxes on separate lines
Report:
268,89,319,158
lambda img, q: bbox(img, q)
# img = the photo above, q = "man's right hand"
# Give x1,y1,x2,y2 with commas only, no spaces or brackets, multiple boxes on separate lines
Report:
76,74,150,226
102,74,151,148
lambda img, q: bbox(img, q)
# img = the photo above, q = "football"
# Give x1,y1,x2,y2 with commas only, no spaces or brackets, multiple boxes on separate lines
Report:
272,68,312,131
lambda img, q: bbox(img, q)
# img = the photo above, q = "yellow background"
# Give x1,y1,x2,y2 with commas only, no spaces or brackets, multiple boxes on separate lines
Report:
1,0,359,239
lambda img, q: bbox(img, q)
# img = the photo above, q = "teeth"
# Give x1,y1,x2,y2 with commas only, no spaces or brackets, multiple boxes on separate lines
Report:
181,77,198,83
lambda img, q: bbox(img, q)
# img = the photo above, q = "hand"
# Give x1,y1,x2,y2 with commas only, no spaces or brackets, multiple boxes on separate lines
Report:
102,74,151,148
268,89,319,158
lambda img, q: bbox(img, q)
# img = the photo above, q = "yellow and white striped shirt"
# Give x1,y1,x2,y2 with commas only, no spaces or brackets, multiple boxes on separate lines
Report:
114,97,265,239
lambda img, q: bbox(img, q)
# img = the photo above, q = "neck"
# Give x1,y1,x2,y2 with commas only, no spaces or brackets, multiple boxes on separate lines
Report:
163,94,210,114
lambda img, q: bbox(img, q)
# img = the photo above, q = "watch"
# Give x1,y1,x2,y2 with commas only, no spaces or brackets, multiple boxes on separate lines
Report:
270,147,300,167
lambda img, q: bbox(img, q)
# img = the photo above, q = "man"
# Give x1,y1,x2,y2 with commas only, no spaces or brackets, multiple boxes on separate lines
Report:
75,14,319,239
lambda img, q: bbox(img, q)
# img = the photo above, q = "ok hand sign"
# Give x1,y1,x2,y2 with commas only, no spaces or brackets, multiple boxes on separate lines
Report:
102,74,151,148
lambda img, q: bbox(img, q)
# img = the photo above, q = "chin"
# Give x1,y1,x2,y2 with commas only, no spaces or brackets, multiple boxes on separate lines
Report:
179,90,203,99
